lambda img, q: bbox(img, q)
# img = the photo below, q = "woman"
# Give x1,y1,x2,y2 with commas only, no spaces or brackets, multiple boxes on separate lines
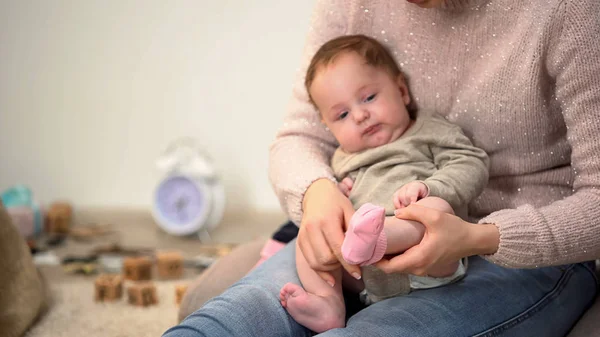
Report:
164,0,600,335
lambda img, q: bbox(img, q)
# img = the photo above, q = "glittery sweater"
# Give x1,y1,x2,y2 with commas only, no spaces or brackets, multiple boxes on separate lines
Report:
268,0,600,269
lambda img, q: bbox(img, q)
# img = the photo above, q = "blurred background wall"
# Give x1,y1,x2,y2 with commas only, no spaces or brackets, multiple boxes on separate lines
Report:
0,0,317,213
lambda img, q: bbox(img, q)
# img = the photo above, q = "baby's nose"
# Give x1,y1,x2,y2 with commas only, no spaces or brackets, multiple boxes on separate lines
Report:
354,109,369,123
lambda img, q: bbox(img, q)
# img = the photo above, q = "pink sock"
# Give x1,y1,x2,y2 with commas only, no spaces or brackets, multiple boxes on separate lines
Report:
252,239,286,270
341,203,387,266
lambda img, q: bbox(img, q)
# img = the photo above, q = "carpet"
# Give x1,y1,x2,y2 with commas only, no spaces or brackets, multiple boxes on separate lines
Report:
19,207,285,337
25,277,187,337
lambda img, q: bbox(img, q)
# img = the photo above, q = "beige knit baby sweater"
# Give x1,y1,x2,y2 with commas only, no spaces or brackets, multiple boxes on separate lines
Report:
331,112,489,216
268,0,600,269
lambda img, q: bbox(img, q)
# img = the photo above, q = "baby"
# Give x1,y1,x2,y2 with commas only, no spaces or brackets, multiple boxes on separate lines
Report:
279,34,489,332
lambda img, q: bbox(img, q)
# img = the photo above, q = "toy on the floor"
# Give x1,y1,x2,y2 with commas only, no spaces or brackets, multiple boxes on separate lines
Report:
175,284,188,305
156,251,184,279
45,201,73,234
94,274,123,302
127,281,158,307
123,256,152,281
1,185,45,238
63,255,99,275
92,244,234,306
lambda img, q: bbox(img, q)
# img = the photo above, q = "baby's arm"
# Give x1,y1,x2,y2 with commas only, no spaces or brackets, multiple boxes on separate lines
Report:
423,119,490,211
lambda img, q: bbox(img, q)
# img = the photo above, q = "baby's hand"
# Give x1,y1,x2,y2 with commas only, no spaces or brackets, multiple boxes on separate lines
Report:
337,177,354,197
393,181,429,209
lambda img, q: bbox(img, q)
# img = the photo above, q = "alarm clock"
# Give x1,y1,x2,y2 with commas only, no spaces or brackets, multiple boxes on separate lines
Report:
152,138,226,238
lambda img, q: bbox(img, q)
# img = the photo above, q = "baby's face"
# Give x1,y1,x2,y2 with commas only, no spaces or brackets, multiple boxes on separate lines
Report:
310,52,412,153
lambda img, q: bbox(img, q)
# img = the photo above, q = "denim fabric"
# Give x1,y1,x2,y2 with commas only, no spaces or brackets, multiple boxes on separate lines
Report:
163,239,598,337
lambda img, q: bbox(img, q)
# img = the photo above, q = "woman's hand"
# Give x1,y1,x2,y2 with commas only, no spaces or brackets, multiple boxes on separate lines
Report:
375,204,500,276
299,178,362,285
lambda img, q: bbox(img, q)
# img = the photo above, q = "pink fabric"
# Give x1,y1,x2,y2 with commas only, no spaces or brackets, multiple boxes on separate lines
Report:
253,239,287,269
341,203,387,266
7,207,35,238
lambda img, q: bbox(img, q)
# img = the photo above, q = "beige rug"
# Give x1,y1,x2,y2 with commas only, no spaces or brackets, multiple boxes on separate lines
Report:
20,208,285,337
25,278,188,337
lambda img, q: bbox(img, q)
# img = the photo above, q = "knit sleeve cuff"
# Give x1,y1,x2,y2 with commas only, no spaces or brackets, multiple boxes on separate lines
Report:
477,204,544,268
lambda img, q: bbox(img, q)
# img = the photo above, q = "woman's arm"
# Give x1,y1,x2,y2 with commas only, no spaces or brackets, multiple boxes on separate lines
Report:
268,0,363,282
378,1,600,273
268,0,349,225
479,0,600,268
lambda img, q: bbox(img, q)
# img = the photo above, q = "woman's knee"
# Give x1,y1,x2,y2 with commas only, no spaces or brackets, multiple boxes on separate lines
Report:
178,238,266,321
171,283,303,337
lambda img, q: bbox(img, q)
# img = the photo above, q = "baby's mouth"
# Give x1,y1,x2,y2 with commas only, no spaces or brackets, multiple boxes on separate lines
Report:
362,124,381,136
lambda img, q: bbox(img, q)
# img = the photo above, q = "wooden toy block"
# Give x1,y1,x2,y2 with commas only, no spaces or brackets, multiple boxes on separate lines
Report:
45,202,73,234
156,251,184,279
127,282,158,307
94,274,123,302
123,256,152,281
175,284,188,305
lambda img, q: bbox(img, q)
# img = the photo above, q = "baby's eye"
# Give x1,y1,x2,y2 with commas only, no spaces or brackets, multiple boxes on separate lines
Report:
364,94,377,102
339,111,349,120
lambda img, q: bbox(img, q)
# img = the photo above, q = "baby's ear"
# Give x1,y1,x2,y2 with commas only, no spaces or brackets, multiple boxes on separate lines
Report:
396,74,411,106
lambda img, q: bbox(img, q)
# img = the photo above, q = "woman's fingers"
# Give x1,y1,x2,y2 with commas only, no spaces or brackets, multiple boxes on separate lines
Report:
394,203,441,226
384,203,476,275
302,220,338,269
340,200,362,278
317,270,337,287
322,216,362,280
298,231,340,285
299,178,362,281
375,245,432,276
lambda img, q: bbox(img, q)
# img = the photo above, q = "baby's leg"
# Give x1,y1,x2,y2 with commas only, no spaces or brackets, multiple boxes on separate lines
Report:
341,198,458,277
384,197,459,277
279,241,345,332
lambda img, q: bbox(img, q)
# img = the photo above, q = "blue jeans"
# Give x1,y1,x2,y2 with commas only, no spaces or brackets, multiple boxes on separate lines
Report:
163,239,598,337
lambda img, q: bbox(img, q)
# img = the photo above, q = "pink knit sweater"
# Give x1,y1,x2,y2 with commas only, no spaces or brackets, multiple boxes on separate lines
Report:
268,0,600,269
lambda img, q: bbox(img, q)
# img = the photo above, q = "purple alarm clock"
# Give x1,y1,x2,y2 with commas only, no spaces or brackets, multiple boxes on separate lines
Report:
152,138,225,237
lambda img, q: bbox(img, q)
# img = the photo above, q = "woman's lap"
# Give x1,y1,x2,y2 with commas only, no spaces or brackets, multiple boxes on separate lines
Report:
327,258,598,337
163,240,598,337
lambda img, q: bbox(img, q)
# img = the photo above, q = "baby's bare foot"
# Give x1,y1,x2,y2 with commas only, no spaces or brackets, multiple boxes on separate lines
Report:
279,283,345,333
